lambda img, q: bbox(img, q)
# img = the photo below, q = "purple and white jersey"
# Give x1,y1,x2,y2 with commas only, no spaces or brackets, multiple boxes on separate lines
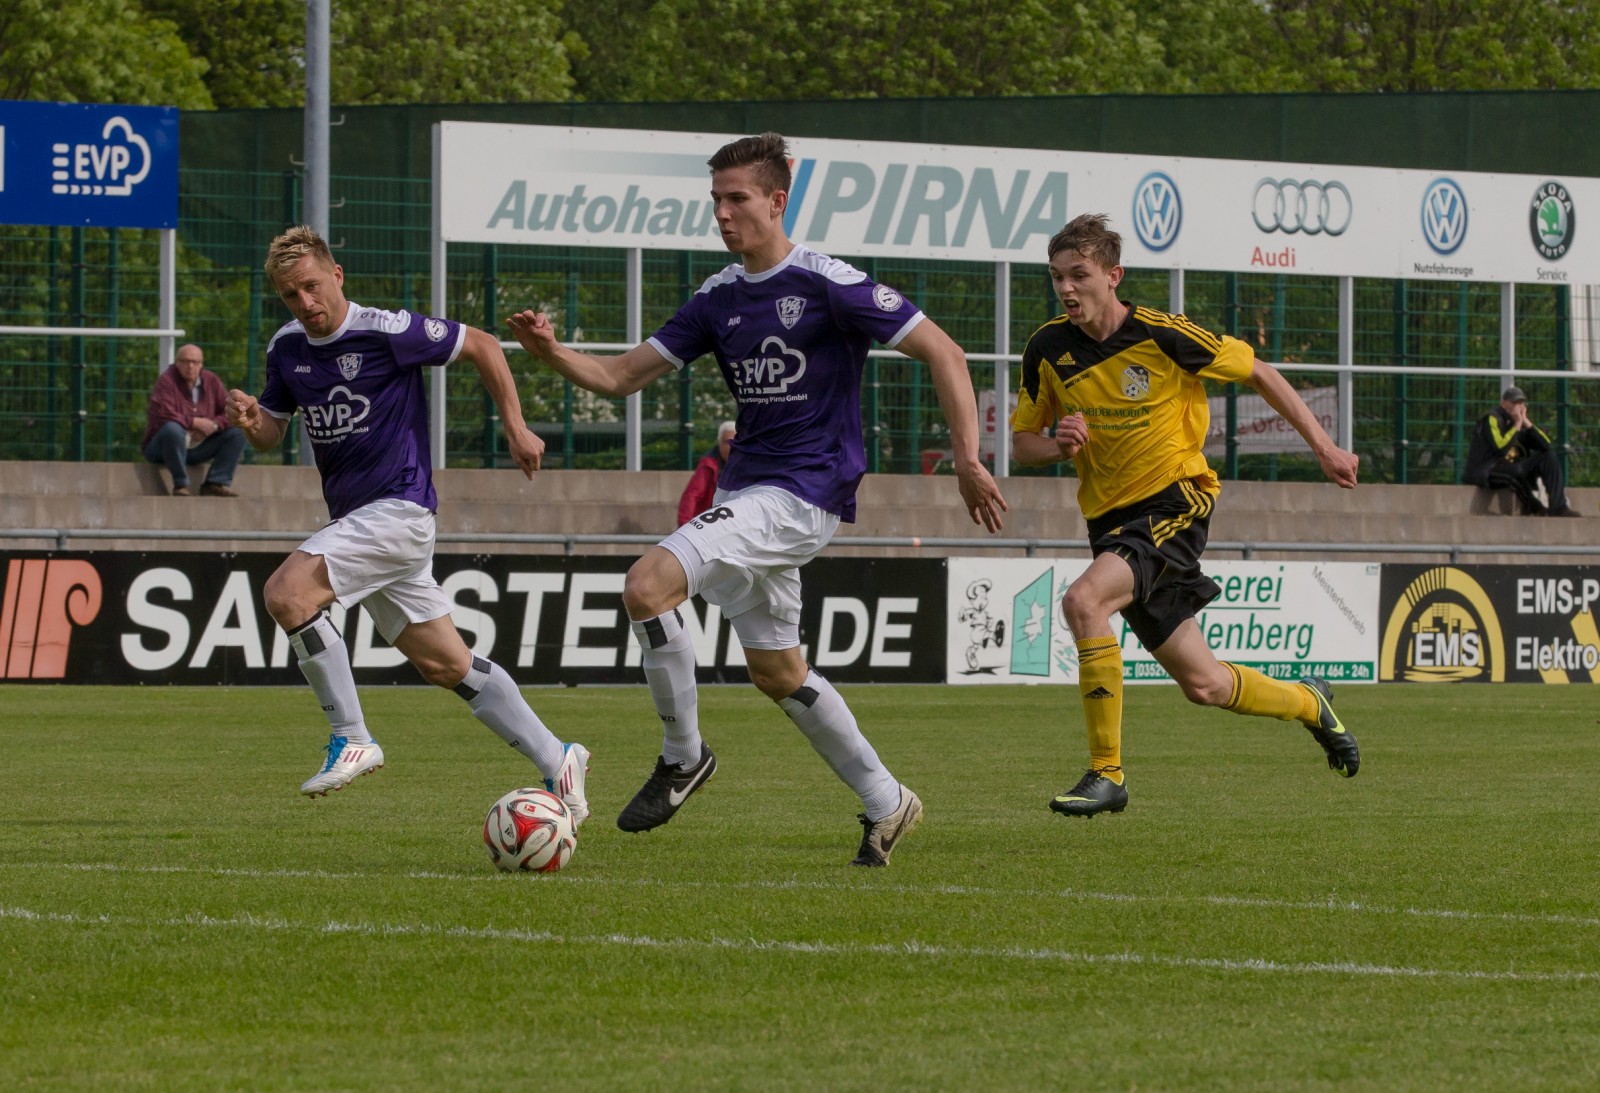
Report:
647,244,924,522
260,303,465,520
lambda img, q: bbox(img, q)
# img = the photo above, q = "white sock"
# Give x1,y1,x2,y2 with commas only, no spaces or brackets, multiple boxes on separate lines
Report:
631,611,702,767
454,656,564,778
286,613,371,744
777,669,899,820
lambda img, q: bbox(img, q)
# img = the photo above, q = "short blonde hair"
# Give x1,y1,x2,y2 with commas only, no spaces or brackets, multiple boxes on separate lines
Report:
265,225,335,282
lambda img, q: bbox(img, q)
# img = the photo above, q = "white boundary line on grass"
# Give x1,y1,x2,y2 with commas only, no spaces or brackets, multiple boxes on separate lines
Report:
1,904,1594,984
6,860,1600,931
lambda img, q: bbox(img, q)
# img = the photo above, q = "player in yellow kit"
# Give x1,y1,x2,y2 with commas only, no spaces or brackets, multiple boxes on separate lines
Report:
1011,213,1362,817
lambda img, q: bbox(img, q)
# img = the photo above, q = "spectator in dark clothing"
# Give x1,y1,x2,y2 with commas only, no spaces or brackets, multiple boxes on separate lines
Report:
1463,386,1579,516
676,420,736,525
142,343,247,496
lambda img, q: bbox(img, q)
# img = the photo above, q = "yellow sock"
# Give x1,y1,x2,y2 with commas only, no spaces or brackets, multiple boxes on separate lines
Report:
1221,662,1318,723
1076,637,1124,783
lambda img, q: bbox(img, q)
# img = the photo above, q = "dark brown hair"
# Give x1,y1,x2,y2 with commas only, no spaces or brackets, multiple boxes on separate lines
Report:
707,132,792,195
1047,213,1122,268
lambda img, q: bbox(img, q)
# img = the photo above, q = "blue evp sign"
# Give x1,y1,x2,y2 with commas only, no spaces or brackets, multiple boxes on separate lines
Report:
0,100,178,229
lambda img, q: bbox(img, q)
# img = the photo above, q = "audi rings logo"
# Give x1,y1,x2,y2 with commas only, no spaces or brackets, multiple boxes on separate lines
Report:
1421,178,1469,255
1252,178,1352,236
1132,172,1182,252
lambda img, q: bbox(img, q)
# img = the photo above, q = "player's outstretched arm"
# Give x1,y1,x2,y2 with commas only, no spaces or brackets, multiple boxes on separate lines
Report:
1243,360,1359,488
896,319,1007,533
225,388,287,451
506,309,674,397
459,326,544,478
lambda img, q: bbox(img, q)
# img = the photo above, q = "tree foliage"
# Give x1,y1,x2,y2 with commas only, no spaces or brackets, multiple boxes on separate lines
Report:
563,0,1169,101
329,0,579,105
563,0,1600,101
143,0,305,108
1263,0,1600,91
3,0,1598,112
0,0,212,107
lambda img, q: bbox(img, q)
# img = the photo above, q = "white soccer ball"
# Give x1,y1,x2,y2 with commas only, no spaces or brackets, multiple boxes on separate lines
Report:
483,787,576,873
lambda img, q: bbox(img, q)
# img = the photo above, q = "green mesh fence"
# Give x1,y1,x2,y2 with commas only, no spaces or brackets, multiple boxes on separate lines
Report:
1,167,1595,488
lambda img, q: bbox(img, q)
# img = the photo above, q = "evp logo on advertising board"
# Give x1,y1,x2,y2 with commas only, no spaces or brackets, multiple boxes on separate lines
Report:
0,101,177,229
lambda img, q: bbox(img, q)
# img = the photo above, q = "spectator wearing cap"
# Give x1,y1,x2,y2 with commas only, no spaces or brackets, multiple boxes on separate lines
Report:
676,420,736,526
1463,386,1580,516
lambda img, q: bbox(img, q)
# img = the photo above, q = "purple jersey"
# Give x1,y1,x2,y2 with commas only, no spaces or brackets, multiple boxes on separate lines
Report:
260,304,465,520
647,245,923,522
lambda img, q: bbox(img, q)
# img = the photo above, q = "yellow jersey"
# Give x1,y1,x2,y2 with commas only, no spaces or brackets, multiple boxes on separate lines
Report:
1011,303,1256,519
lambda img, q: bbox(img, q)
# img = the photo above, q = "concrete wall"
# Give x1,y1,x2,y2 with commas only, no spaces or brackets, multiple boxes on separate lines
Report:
3,461,1595,565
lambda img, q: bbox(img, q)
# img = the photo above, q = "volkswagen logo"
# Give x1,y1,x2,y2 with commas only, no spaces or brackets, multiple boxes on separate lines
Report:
1252,178,1352,236
1132,171,1182,252
1421,178,1468,255
1530,180,1575,260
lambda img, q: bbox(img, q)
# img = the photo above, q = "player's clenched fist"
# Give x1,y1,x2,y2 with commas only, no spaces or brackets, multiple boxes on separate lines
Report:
225,388,261,429
1055,412,1088,460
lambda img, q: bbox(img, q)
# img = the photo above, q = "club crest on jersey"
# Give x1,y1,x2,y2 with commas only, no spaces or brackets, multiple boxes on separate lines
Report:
872,284,904,312
423,318,448,342
1121,364,1151,400
337,353,362,380
776,296,806,330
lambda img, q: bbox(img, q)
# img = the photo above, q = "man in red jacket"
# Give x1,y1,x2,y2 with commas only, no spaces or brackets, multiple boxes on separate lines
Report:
142,343,248,496
676,419,736,525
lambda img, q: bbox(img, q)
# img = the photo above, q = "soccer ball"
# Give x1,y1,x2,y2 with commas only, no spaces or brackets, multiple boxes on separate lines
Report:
483,787,576,873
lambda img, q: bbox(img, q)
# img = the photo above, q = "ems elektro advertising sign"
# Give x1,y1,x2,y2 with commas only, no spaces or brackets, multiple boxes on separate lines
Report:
1378,565,1600,684
436,123,1600,284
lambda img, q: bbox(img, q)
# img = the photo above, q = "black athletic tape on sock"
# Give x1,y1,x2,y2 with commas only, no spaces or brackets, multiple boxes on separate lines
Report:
286,613,333,656
642,615,669,649
787,684,821,709
452,655,493,701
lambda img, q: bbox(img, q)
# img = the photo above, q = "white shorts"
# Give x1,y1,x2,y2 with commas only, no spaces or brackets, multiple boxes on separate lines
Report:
298,498,451,643
658,484,839,651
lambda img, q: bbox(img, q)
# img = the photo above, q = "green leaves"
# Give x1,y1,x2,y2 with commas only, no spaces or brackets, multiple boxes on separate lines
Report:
3,0,1597,111
0,0,212,107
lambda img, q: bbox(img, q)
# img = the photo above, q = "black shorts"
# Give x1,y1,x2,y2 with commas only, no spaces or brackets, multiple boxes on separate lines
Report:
1085,477,1222,651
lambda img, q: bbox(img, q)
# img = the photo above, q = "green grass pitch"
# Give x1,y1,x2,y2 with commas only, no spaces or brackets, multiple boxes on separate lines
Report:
2,682,1598,1091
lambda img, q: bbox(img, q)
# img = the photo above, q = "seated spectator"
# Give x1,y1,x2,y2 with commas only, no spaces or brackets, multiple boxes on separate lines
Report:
1463,386,1579,516
676,420,736,525
142,343,247,497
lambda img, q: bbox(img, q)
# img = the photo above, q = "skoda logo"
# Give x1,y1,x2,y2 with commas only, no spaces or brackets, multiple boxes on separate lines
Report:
1132,172,1182,252
1252,178,1352,236
1530,180,1575,260
1421,178,1468,255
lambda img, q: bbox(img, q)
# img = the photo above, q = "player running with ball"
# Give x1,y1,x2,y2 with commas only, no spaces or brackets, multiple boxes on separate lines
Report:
227,225,591,822
510,132,1007,865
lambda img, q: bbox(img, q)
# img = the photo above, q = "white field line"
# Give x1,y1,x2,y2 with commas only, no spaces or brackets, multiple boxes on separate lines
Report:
4,860,1600,932
0,904,1593,984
